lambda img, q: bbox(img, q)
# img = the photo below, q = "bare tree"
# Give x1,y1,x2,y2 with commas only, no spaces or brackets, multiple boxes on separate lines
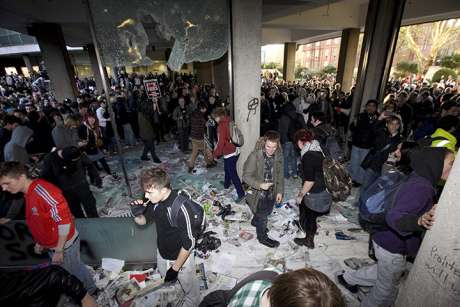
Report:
398,19,460,73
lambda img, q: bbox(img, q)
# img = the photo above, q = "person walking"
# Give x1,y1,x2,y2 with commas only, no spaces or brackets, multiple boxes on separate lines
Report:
243,131,284,248
173,97,192,153
294,129,332,249
138,97,162,163
41,146,100,218
213,108,245,203
0,161,96,293
188,103,213,172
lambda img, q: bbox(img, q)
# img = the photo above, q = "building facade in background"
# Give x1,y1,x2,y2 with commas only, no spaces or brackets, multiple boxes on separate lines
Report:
296,38,341,71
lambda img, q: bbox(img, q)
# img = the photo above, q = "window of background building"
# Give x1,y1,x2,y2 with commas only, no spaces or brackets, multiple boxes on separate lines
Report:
4,67,18,75
20,66,40,77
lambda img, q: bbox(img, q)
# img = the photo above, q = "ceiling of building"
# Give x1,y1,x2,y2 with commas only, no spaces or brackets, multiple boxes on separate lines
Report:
0,0,459,48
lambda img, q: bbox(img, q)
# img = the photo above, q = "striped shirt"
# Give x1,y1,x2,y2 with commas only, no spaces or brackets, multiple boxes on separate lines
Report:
25,179,75,248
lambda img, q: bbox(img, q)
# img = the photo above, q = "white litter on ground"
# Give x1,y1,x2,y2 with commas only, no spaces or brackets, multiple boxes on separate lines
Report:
91,141,371,306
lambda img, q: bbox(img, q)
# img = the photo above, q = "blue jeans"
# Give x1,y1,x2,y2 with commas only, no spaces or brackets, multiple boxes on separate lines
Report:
48,236,96,294
348,145,370,184
361,168,380,193
224,154,245,198
283,142,298,178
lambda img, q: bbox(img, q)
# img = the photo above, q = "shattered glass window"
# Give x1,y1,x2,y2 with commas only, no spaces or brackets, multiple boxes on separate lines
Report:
88,0,229,71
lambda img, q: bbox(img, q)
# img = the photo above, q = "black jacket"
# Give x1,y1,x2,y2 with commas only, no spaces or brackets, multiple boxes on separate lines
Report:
114,98,130,126
278,102,305,144
367,122,403,172
144,190,199,260
0,266,87,307
41,150,101,191
351,112,379,149
0,128,12,161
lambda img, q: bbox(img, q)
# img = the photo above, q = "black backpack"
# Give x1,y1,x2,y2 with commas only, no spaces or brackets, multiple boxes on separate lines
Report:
168,190,206,237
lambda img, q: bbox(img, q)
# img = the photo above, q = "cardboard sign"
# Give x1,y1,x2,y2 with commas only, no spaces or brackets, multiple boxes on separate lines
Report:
143,79,161,98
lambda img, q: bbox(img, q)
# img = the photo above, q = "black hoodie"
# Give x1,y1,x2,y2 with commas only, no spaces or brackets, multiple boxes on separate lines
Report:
410,147,446,185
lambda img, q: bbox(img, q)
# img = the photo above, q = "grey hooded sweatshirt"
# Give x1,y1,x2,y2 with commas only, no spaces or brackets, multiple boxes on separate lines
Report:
4,125,33,163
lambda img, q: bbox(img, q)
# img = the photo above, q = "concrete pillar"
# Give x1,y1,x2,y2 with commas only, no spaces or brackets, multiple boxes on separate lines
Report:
282,42,296,82
211,61,216,85
14,65,23,75
28,23,77,102
395,155,460,306
349,0,405,123
214,53,229,101
194,61,213,85
22,55,33,76
86,44,105,93
231,0,262,175
336,28,360,93
194,55,229,100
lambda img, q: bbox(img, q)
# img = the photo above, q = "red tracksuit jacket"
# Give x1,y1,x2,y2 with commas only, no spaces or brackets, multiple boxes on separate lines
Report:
25,179,75,248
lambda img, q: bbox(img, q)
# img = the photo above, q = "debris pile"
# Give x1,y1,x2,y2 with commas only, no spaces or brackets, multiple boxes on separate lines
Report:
92,143,373,306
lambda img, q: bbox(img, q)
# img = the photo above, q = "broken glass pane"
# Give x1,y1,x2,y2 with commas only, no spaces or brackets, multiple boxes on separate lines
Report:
88,0,229,71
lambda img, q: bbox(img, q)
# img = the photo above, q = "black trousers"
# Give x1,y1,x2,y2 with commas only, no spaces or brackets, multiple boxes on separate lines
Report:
64,187,98,218
141,138,159,159
153,122,164,142
177,127,190,152
299,204,324,236
94,157,111,175
254,192,275,240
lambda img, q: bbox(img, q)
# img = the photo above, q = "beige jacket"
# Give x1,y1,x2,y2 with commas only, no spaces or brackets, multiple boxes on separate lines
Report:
242,137,284,213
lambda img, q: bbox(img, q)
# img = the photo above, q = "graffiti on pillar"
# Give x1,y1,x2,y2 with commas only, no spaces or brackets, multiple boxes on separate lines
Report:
424,245,460,301
0,218,157,268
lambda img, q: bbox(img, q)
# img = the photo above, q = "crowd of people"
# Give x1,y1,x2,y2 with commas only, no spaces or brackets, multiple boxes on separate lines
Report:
0,68,459,306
